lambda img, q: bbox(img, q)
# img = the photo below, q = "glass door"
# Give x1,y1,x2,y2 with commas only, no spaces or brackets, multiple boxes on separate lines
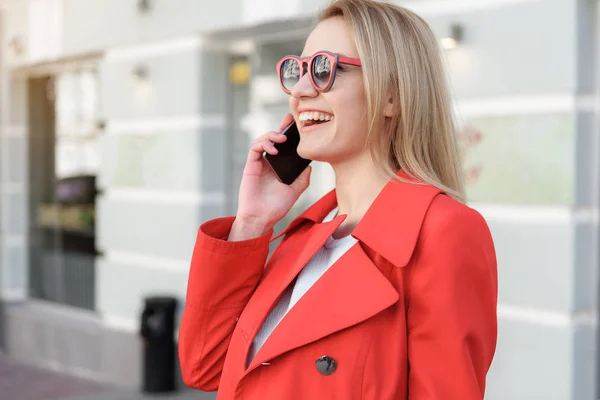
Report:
28,69,99,310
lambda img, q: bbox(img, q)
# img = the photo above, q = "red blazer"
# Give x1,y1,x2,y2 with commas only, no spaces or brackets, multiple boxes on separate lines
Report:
179,173,498,399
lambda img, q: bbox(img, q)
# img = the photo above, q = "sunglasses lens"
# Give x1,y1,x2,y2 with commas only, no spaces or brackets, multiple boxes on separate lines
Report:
312,55,332,89
280,59,300,91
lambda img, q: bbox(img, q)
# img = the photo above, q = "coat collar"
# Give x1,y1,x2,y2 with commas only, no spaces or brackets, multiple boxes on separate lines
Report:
271,169,444,268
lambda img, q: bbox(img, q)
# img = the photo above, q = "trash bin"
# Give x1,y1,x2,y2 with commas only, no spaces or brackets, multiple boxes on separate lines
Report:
140,296,178,393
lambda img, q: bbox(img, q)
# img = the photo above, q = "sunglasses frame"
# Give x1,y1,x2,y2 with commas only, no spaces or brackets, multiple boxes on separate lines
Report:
276,50,362,94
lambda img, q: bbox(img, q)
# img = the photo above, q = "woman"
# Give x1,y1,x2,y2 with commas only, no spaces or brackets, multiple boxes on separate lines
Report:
179,0,498,398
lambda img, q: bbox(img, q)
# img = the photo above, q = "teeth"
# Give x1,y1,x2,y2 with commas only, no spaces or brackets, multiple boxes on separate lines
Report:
299,111,334,122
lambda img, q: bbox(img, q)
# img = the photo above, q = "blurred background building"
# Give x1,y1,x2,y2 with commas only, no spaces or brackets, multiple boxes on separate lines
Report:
0,0,598,399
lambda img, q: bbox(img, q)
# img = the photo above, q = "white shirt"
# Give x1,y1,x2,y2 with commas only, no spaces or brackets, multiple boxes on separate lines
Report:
247,208,357,365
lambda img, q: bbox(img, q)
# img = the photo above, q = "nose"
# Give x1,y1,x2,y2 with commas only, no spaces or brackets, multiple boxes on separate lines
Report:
290,72,318,99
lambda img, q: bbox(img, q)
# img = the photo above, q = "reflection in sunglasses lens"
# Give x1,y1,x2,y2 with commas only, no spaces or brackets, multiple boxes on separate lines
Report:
281,59,300,91
312,55,331,89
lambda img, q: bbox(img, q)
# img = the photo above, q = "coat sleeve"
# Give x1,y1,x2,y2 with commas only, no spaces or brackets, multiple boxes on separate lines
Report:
178,216,272,391
407,207,498,399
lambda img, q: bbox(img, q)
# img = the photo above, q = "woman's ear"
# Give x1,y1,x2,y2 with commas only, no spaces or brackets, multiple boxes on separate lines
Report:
383,92,395,118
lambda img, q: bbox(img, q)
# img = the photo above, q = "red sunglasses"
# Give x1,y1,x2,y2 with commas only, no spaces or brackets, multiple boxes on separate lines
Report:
276,51,362,94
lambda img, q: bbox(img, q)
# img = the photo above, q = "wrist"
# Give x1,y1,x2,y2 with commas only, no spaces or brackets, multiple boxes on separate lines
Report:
229,217,273,241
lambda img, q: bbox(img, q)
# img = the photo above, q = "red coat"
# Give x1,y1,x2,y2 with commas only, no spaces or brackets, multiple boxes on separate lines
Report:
179,173,498,399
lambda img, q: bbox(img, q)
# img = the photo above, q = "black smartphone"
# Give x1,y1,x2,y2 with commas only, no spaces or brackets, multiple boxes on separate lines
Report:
263,120,312,185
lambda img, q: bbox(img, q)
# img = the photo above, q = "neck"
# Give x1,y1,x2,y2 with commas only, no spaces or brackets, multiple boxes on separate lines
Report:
331,152,389,231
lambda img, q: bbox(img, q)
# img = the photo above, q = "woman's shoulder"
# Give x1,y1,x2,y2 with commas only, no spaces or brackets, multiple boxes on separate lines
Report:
371,176,489,236
425,193,490,233
417,192,495,256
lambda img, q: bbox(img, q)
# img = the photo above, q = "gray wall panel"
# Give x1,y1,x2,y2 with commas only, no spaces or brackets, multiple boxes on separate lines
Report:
487,218,574,312
5,246,25,291
98,129,228,194
61,0,141,55
574,110,598,206
428,0,576,99
61,0,245,55
97,196,224,259
96,258,188,323
575,0,598,93
464,113,574,205
573,221,599,312
572,322,597,400
100,48,229,119
100,49,203,120
4,137,26,183
8,78,27,125
5,192,26,235
485,318,572,400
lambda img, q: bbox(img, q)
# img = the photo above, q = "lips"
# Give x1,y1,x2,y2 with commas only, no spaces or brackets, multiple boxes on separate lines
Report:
303,119,327,127
297,109,334,130
298,118,333,133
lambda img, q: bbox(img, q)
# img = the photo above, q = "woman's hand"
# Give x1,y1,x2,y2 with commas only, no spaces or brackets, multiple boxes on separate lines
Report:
229,114,312,240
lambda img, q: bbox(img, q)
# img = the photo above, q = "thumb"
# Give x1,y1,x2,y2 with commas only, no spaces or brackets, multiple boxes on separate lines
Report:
290,165,312,195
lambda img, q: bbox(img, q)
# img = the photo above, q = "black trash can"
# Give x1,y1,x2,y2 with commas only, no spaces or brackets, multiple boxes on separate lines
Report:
140,296,178,393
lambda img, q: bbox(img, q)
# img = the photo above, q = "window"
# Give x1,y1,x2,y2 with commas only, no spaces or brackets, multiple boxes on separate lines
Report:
29,69,99,310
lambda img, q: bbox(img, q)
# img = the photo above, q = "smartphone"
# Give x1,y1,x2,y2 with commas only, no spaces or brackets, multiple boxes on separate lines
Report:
263,120,312,185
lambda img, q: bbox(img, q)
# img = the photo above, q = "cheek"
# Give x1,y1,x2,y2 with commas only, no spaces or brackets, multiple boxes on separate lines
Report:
333,101,369,150
331,83,367,118
335,99,368,133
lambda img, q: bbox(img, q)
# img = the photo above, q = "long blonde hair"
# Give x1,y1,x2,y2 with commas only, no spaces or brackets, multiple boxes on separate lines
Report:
319,0,466,203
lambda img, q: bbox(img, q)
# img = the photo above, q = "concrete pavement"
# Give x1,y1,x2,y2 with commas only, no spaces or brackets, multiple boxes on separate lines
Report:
0,353,216,400
61,389,215,400
0,353,109,400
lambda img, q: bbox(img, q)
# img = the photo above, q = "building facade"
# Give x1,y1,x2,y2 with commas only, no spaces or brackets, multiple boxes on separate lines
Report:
0,0,598,398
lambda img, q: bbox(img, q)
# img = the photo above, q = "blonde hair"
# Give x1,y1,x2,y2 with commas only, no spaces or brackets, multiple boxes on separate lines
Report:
319,0,466,203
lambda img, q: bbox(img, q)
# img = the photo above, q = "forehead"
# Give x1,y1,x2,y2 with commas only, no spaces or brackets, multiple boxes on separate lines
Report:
301,17,359,58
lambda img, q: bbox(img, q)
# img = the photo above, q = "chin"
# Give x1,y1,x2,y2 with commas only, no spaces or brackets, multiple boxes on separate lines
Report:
297,146,320,161
297,146,336,163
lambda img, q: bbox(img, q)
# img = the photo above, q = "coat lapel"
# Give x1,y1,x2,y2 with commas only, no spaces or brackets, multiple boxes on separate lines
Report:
270,190,338,242
245,242,399,373
240,214,347,368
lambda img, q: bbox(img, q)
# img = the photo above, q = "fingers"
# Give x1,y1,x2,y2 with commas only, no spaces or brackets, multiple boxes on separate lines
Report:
250,138,278,155
290,165,312,194
246,114,294,164
268,131,287,143
276,113,295,133
247,131,287,162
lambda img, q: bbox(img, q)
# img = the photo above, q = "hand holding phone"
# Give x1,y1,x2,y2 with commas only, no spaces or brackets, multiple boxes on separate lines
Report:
263,120,312,185
229,115,312,240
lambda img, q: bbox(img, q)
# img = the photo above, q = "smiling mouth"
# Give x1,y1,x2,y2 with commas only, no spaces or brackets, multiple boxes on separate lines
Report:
303,119,330,127
298,111,334,128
